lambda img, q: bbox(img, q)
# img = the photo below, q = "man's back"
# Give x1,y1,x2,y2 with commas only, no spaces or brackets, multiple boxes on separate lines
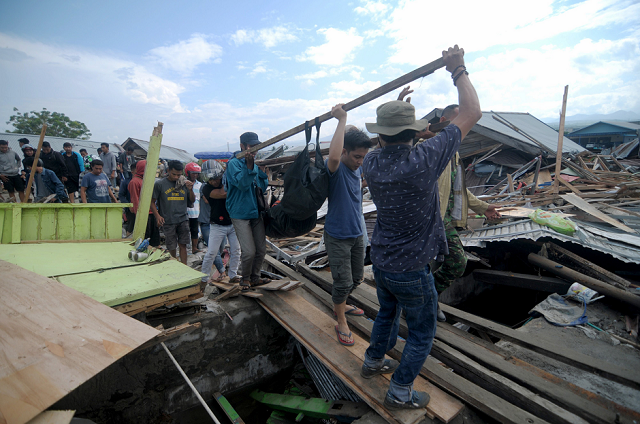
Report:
363,125,462,273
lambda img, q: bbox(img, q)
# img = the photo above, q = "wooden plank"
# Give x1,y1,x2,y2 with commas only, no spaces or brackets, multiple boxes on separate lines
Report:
11,207,21,243
20,208,40,241
213,285,241,301
56,209,74,240
256,280,292,291
557,177,582,195
39,208,56,241
561,193,635,233
237,57,445,158
258,292,428,424
439,302,640,390
472,270,571,293
276,290,461,423
290,270,548,424
23,124,47,202
106,208,122,240
0,209,4,243
546,242,631,289
72,208,91,240
552,86,569,193
112,285,202,315
507,174,515,192
26,410,75,424
0,261,159,424
213,392,245,424
89,208,106,239
133,124,163,241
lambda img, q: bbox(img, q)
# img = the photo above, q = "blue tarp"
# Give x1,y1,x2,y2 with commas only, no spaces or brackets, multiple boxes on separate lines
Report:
194,151,235,160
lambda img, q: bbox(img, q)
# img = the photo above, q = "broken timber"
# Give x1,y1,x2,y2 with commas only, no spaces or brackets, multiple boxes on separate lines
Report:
287,260,637,424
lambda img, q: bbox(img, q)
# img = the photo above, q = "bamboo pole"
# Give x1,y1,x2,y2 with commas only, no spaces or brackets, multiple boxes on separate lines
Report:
23,124,48,202
552,86,569,193
236,57,446,158
132,123,163,240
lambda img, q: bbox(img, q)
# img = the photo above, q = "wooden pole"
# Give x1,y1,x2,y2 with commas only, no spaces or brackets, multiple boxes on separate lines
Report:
552,85,569,193
236,57,446,158
132,123,163,241
23,124,48,202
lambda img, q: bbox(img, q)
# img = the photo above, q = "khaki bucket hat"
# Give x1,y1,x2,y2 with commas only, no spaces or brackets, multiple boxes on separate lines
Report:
365,100,429,136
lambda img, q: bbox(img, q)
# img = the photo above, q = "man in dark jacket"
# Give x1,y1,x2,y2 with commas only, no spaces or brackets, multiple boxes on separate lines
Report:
24,157,68,203
40,141,69,183
62,142,83,203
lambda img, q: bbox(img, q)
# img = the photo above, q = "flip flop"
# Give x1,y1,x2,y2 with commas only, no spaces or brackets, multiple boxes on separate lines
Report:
333,307,365,317
240,281,253,291
335,325,354,346
250,277,272,287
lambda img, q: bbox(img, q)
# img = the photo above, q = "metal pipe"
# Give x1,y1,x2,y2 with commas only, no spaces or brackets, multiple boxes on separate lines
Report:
161,342,222,424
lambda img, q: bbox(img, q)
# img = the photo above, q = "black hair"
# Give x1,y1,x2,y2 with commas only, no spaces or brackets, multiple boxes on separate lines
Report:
63,142,72,148
344,128,373,152
24,157,43,168
90,159,104,168
379,129,419,144
42,141,51,148
442,104,459,120
100,142,109,147
167,160,184,172
97,148,102,154
79,148,87,154
18,138,29,144
126,146,134,152
0,140,7,146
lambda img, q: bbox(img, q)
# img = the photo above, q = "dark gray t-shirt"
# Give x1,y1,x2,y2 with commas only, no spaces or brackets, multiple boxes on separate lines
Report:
152,178,192,225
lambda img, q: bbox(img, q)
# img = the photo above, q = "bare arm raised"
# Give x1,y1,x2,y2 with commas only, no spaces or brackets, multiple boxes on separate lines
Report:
327,104,347,174
444,45,481,140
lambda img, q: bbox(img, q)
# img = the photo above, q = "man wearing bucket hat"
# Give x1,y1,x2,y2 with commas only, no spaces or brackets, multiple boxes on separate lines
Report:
360,45,482,410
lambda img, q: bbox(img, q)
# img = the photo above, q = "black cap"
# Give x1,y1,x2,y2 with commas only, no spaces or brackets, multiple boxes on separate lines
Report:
240,132,260,146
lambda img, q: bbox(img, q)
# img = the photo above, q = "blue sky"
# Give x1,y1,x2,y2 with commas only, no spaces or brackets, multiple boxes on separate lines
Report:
1,0,639,154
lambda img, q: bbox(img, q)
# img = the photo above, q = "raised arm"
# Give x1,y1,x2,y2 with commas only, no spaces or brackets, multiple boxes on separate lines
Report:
327,104,347,173
444,46,481,140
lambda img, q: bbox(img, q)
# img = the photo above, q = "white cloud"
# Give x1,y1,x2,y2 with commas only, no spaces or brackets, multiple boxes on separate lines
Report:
146,34,222,75
329,80,381,97
295,70,329,80
355,0,390,17
248,61,268,77
0,33,187,113
297,28,364,66
380,0,640,65
231,26,298,48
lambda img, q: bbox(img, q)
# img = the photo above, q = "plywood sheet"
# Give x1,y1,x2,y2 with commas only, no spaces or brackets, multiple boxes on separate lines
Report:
0,242,167,277
56,260,204,307
0,260,160,424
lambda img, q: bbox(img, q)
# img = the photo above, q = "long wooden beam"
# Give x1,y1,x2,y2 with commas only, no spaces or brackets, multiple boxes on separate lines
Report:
132,123,163,240
236,57,445,158
23,124,47,201
552,86,569,193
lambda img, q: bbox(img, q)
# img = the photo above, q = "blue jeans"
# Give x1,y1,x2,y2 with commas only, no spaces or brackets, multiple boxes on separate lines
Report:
200,222,210,245
364,265,437,402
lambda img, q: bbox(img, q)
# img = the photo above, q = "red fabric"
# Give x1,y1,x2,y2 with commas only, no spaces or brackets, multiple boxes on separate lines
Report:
128,160,152,214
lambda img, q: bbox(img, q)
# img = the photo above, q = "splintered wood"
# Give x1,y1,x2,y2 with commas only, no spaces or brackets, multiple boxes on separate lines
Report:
0,260,160,424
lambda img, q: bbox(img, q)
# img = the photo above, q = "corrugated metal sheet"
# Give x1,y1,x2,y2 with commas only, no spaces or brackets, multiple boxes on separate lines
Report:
612,139,639,159
473,111,585,155
122,138,195,163
570,121,640,136
0,132,121,159
460,219,640,264
421,110,585,157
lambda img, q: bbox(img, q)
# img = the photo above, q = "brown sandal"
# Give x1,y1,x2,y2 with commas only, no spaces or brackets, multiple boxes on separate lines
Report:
240,280,252,291
250,277,272,287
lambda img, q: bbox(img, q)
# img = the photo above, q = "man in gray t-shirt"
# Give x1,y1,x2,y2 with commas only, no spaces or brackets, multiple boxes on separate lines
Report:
99,143,118,188
151,160,195,264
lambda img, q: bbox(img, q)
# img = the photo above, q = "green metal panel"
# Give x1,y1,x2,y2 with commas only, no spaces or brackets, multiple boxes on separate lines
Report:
57,209,74,240
0,203,131,243
106,208,122,240
21,208,40,241
74,208,91,240
90,208,106,239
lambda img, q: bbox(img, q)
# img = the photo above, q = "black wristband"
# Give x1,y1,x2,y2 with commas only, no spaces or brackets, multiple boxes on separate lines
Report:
451,65,466,77
453,70,469,86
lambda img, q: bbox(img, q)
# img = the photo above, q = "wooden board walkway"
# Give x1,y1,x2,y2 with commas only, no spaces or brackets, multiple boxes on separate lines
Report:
0,260,160,424
258,288,464,424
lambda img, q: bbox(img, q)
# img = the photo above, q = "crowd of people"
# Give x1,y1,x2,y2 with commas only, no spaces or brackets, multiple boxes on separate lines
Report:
1,45,497,412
